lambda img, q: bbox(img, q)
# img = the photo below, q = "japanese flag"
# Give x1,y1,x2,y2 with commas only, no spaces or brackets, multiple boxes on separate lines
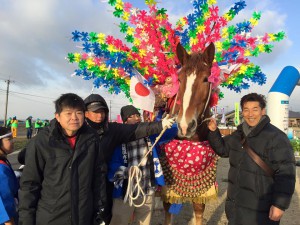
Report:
130,70,155,112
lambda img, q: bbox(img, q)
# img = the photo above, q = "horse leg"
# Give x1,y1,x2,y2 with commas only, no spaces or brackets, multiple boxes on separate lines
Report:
163,202,172,225
192,203,205,225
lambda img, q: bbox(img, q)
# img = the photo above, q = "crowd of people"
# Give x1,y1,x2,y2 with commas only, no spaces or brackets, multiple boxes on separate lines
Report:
0,92,296,225
5,117,50,139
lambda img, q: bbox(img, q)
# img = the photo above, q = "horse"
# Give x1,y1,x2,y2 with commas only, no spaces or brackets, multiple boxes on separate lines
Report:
159,42,218,225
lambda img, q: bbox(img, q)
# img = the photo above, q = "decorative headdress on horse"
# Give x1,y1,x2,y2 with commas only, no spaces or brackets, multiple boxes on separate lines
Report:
67,0,285,111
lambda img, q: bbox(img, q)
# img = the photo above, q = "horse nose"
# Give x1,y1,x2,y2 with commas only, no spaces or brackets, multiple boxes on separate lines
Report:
179,119,197,137
180,124,188,136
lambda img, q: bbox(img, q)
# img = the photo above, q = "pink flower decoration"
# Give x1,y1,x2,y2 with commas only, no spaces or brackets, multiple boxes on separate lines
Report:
124,2,132,12
82,53,88,60
262,33,269,43
106,35,114,44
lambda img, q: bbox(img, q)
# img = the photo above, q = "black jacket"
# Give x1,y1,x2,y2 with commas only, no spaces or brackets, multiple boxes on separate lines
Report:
99,121,163,163
84,94,163,163
85,96,164,224
208,116,295,225
18,120,106,225
87,120,163,224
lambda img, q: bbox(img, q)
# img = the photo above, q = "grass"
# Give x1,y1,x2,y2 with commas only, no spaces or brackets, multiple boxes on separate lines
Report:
14,137,29,150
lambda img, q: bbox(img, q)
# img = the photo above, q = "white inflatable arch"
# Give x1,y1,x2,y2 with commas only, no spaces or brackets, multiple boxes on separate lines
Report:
267,66,300,133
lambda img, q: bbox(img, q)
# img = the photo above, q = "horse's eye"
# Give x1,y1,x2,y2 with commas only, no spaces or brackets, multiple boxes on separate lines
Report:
203,77,208,82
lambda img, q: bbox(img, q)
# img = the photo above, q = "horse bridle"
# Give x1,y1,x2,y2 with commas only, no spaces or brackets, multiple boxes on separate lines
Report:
200,82,212,120
170,82,212,125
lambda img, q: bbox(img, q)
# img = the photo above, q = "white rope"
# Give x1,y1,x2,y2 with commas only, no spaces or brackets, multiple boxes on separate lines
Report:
124,115,173,207
123,166,146,207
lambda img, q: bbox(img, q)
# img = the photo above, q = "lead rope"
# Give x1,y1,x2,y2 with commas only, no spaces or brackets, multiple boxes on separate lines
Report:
124,94,179,207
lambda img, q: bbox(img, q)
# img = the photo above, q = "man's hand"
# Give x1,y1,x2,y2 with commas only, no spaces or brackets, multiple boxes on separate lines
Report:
162,114,176,129
207,118,217,131
112,166,128,188
269,205,284,221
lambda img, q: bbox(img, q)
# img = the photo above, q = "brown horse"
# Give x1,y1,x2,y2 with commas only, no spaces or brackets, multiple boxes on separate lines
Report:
160,42,218,225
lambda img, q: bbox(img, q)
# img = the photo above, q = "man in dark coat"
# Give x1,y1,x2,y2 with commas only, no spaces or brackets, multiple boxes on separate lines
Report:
18,93,107,225
207,93,295,225
84,94,175,223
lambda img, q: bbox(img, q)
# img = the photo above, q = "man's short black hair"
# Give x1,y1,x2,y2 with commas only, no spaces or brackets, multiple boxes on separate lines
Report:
54,93,85,114
240,93,266,110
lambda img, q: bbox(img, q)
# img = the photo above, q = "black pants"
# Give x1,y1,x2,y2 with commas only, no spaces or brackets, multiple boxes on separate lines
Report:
26,128,32,139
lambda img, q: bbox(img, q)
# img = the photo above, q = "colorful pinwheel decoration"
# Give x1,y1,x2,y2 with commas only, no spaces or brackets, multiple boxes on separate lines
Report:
67,0,285,105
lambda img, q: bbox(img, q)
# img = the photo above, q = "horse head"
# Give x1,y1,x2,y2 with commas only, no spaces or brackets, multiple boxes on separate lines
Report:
175,42,215,139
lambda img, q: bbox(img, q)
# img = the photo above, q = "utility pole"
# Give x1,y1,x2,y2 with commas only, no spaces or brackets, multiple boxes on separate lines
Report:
3,79,11,126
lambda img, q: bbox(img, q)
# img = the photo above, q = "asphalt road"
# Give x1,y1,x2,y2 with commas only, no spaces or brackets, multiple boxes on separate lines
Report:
8,148,23,170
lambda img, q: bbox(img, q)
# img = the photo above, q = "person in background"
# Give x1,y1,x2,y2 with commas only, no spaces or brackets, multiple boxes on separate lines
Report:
108,105,156,225
34,118,42,135
207,93,296,225
10,117,18,138
0,127,19,225
84,94,175,224
6,117,12,129
25,116,33,140
43,120,50,127
18,93,107,225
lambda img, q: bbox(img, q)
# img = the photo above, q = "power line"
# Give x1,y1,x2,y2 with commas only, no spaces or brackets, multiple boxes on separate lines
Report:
7,92,54,105
0,88,55,99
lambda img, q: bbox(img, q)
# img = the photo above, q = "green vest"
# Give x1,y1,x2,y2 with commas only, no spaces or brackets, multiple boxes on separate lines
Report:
6,119,11,127
35,121,42,128
26,119,31,128
11,120,18,128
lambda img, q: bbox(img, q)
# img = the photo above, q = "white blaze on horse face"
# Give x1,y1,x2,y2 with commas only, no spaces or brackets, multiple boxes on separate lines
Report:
180,71,196,136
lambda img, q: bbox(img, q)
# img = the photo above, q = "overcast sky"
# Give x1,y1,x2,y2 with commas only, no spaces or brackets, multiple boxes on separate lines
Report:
0,0,299,120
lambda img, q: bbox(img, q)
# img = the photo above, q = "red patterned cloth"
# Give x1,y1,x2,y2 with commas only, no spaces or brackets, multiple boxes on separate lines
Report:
163,139,216,176
160,139,218,199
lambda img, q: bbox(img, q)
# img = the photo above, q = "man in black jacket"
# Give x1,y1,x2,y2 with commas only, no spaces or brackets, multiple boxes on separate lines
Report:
84,94,175,223
19,93,107,225
207,93,295,225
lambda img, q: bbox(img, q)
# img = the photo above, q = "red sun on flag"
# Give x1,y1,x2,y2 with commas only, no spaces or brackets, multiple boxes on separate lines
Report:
135,82,150,97
130,70,155,112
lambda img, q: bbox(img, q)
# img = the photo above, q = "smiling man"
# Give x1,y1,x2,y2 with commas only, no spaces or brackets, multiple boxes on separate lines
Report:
207,93,295,225
18,93,106,225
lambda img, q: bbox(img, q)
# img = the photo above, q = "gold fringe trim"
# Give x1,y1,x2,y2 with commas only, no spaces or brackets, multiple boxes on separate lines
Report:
161,185,218,204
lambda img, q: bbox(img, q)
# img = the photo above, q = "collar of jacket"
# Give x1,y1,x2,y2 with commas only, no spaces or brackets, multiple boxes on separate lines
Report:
47,119,99,161
237,115,270,138
85,118,106,136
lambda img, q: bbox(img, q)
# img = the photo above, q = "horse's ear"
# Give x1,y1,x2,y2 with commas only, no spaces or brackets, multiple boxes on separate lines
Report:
203,42,215,66
176,43,190,66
